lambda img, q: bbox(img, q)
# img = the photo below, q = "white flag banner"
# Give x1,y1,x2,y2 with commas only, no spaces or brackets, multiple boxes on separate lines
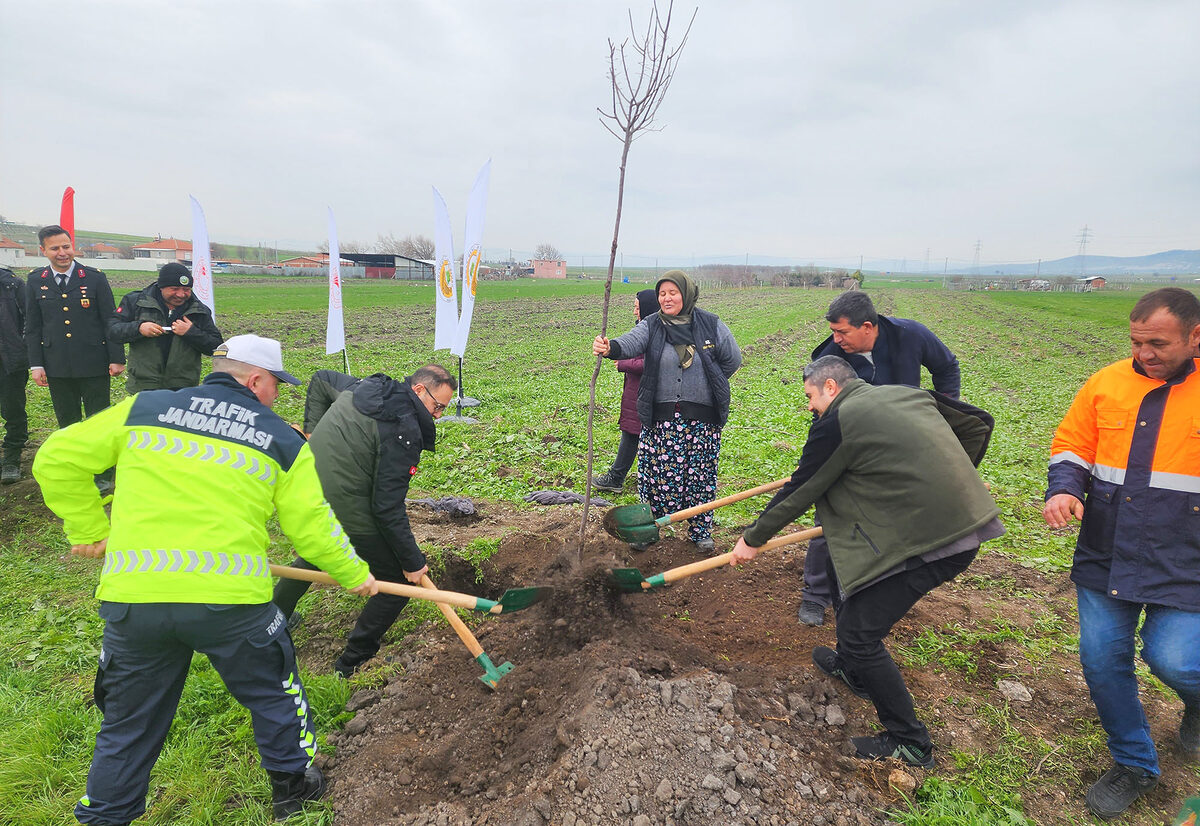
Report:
188,196,215,320
452,160,491,357
432,187,459,351
325,207,346,355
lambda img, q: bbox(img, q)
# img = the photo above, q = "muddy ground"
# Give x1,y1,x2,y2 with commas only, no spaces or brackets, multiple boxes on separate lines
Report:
293,502,1196,826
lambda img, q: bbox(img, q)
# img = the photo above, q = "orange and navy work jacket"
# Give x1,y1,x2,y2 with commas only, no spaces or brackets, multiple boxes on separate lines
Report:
1048,357,1200,611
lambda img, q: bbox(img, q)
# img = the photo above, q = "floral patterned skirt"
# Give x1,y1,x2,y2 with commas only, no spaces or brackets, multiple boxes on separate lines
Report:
636,413,722,542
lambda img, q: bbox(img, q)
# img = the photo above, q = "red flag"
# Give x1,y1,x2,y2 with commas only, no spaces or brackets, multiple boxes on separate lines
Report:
59,187,75,244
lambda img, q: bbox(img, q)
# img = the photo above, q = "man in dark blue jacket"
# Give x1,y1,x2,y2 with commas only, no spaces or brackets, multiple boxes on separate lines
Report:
797,291,960,625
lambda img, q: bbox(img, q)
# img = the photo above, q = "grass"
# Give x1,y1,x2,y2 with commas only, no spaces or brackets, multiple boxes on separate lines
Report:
891,777,1032,825
2,279,1184,823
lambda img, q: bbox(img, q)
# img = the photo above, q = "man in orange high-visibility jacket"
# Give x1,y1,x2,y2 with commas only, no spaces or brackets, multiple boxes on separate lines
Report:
1045,287,1200,820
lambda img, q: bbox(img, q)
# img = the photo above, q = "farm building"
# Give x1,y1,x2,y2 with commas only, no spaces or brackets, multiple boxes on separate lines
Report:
87,243,122,259
0,237,26,267
132,238,192,261
531,258,567,279
340,253,434,280
1078,276,1107,290
279,255,330,268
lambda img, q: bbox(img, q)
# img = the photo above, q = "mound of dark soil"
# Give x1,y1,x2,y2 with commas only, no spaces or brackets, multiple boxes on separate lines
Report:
307,506,1192,826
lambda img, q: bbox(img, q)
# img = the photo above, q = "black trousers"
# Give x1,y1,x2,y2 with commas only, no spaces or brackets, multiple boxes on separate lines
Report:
0,368,28,457
47,374,111,428
76,602,314,826
605,430,640,482
833,548,977,750
273,532,411,672
801,530,833,607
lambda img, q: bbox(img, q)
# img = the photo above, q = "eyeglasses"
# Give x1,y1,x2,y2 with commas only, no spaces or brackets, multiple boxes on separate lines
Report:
421,387,448,414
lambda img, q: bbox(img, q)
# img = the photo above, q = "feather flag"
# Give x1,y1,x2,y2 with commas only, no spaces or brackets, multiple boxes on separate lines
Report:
452,160,491,358
189,196,215,319
325,208,346,355
59,187,75,244
433,187,459,351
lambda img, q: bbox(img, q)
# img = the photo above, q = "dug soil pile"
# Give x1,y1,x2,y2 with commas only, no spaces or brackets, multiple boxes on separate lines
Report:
309,505,1193,826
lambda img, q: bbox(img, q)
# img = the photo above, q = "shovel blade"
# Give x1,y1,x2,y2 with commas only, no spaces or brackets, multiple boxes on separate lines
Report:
495,586,552,613
602,504,661,543
475,653,515,690
608,566,650,592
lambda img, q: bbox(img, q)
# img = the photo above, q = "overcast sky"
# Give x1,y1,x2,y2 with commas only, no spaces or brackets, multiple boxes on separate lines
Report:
1,0,1196,268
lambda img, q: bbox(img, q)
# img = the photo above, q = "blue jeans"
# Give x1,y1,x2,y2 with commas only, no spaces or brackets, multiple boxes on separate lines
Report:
1076,585,1200,775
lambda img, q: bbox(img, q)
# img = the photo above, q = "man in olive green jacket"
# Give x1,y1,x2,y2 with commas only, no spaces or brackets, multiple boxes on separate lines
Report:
274,364,456,677
732,356,1002,768
109,263,222,393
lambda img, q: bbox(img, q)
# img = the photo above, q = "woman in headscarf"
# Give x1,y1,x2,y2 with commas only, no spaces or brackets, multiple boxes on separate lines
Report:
592,289,660,492
593,271,742,551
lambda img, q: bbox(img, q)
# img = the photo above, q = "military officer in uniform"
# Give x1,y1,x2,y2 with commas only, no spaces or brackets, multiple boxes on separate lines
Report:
25,225,125,428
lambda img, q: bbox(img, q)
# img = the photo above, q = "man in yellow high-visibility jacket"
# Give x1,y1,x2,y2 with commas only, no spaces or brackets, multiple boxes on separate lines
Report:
34,334,378,825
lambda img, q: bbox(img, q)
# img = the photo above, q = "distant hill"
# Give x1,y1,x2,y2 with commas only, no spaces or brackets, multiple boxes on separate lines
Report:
997,249,1200,277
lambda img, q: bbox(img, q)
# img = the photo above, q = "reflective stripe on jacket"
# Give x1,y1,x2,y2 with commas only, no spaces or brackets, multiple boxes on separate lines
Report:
33,372,369,603
1048,357,1200,610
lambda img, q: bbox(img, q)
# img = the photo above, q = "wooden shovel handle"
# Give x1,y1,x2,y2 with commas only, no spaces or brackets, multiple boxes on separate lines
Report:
269,564,487,612
656,526,824,586
662,478,789,525
422,575,485,658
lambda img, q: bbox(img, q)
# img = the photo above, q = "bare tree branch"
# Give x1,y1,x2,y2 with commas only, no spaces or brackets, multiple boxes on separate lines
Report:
581,0,696,550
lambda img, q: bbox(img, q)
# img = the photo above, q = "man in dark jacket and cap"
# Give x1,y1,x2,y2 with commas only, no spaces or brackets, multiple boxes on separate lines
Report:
273,364,456,676
0,267,29,483
109,262,223,393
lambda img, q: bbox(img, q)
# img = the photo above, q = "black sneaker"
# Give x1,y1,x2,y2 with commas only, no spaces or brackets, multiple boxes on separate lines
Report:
269,766,326,820
1085,763,1157,820
852,733,934,769
0,464,18,485
693,537,715,553
812,646,871,699
1181,704,1199,760
591,472,625,492
798,599,826,626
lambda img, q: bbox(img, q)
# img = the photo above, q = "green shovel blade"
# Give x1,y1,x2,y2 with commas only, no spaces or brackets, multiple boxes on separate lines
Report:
603,503,663,543
494,586,553,613
608,567,650,592
475,652,515,690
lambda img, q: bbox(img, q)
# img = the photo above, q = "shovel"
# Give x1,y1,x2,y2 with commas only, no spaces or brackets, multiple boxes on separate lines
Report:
602,477,790,544
421,574,513,690
609,526,823,592
270,565,549,614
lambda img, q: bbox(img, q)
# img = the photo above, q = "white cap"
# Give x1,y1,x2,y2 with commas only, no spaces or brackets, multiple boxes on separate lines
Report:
213,334,301,385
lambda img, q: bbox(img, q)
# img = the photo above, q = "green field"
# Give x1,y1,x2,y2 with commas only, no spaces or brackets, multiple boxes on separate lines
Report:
2,279,1190,825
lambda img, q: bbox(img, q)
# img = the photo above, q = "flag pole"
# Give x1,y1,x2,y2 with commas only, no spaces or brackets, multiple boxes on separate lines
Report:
439,355,479,424
343,348,350,375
